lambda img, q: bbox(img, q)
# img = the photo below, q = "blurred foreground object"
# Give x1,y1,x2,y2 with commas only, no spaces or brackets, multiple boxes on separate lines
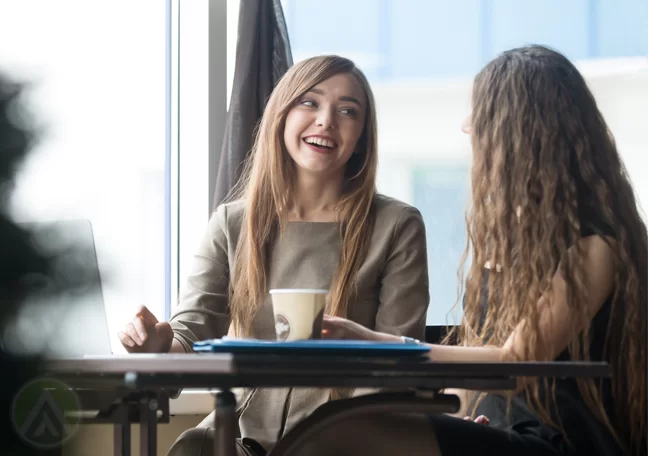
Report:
0,72,102,454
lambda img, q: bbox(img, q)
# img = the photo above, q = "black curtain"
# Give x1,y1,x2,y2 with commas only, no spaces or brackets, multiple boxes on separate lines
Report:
212,0,293,209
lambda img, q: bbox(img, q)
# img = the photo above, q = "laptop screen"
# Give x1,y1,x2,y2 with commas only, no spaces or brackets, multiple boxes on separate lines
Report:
2,219,113,357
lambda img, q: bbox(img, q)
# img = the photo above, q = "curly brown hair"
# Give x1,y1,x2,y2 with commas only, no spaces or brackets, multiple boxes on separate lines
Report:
451,45,647,454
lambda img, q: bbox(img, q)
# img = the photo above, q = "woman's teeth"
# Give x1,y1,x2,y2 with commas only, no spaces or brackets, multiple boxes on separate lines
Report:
304,137,336,149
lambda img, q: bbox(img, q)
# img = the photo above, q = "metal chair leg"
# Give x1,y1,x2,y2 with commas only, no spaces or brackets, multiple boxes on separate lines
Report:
114,423,131,456
214,389,237,456
140,396,158,456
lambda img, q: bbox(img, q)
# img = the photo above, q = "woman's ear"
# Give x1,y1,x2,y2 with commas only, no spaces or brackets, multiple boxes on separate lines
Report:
461,112,472,135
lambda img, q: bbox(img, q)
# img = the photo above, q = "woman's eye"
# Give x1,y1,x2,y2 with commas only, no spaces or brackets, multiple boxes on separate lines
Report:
301,99,317,107
339,107,357,117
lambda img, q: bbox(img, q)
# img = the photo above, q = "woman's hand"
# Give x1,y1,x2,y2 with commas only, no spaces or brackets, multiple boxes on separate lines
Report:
464,415,489,425
118,305,173,353
322,315,383,341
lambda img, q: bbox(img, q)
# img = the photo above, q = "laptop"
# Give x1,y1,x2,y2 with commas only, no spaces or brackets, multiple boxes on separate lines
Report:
3,219,114,357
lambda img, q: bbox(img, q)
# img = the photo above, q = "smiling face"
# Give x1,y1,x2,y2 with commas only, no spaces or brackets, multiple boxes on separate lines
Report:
283,73,367,179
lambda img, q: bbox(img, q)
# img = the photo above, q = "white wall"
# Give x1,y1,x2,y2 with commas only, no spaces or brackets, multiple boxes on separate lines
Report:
590,70,648,213
374,59,648,210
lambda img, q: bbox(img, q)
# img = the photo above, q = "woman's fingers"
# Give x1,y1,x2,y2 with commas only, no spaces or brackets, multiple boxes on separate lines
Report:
125,322,143,346
118,307,161,352
322,327,342,338
136,305,158,326
131,315,149,342
463,415,490,425
321,319,343,339
321,317,336,337
118,331,135,348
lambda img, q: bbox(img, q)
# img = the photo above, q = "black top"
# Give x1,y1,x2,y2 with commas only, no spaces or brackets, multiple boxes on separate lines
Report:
469,210,627,456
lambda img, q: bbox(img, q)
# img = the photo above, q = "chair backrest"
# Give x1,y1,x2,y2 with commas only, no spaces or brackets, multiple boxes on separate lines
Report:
425,325,458,345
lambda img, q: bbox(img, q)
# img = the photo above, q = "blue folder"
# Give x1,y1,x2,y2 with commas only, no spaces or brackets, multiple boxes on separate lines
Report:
193,338,430,357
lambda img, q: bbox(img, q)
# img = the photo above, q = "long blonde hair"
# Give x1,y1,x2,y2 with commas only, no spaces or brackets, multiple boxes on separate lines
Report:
447,45,647,454
228,55,378,337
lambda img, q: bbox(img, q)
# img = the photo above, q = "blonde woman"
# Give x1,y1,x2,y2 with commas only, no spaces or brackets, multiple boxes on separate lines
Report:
311,46,647,456
118,55,430,455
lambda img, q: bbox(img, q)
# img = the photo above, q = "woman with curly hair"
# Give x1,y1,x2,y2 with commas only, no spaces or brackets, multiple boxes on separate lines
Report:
316,45,647,456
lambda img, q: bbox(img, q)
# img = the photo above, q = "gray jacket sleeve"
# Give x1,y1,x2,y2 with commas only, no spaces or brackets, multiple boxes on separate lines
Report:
169,204,231,352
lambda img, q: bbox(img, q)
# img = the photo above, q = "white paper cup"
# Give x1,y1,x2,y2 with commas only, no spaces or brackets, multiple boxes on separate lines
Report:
269,289,328,341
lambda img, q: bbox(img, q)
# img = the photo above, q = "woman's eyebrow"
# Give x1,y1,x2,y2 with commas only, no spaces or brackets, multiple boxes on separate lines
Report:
307,87,363,108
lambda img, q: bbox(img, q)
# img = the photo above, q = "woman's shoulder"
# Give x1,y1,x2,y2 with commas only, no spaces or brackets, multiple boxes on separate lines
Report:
211,199,246,234
369,194,426,247
372,193,424,223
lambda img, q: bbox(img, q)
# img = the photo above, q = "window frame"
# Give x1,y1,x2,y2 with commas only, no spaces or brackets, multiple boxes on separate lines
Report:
169,0,228,319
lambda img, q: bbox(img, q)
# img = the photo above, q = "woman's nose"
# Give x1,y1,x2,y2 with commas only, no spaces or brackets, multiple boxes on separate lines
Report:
316,108,336,130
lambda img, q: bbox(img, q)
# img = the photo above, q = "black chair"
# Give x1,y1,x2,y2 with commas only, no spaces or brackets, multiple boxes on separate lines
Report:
425,325,458,345
267,325,460,456
267,391,460,456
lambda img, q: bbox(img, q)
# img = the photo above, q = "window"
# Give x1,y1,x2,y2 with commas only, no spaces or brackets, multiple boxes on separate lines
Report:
413,167,469,325
175,0,227,305
0,0,170,351
279,0,648,325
